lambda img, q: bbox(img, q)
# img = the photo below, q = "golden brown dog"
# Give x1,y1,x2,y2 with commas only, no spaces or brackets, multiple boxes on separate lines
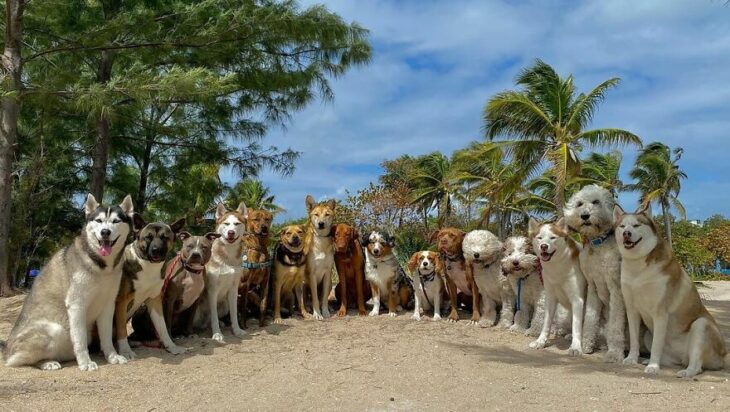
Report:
430,228,467,322
333,223,369,316
272,225,311,324
239,206,273,328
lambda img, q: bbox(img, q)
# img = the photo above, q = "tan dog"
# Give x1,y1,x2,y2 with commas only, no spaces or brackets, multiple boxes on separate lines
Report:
333,224,369,316
615,205,728,377
272,225,311,324
430,228,466,322
239,206,273,328
304,195,337,320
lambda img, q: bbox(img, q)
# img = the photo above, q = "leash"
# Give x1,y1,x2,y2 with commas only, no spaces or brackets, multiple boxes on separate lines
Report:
515,277,524,312
417,269,436,308
584,231,613,247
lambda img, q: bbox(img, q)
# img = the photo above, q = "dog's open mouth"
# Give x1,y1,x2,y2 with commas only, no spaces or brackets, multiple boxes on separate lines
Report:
540,251,555,262
149,256,165,263
187,262,205,271
98,236,120,257
623,238,642,250
226,235,239,244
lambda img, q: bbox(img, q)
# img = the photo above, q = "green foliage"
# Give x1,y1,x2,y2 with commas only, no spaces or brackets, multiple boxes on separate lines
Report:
226,179,284,213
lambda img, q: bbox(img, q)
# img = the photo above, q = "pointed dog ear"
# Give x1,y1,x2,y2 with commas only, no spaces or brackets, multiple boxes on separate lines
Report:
351,227,359,242
84,193,99,218
636,202,652,218
237,202,248,218
386,233,396,247
132,213,147,233
361,232,370,246
329,224,337,237
120,195,134,216
305,194,316,212
407,252,420,272
215,203,227,220
326,199,337,211
555,217,568,232
613,205,625,225
169,217,186,234
428,230,440,244
178,231,192,242
528,217,540,238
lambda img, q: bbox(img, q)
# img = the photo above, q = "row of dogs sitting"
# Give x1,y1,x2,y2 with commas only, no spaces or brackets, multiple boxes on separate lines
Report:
1,186,727,378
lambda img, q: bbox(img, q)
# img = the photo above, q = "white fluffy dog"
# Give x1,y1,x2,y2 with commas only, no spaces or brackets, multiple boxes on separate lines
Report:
462,230,513,328
564,185,625,362
501,236,544,336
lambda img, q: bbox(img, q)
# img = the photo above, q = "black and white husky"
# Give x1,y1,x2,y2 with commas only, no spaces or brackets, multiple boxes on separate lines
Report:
1,194,133,371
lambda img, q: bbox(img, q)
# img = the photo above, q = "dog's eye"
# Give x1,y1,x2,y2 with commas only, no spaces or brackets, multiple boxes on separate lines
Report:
632,224,641,228
234,222,241,226
95,218,102,223
186,244,193,249
619,224,626,228
550,236,556,240
592,200,599,205
577,202,583,207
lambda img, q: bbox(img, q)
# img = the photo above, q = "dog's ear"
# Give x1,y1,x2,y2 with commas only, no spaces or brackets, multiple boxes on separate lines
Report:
169,217,186,234
326,199,337,211
555,217,568,232
407,252,420,272
119,195,134,216
204,232,222,241
459,230,466,243
386,233,396,247
84,193,99,218
613,205,625,224
351,227,359,242
132,213,147,233
329,224,337,237
428,230,441,244
360,232,370,246
178,231,192,242
528,217,540,237
215,203,227,220
305,194,316,212
636,202,652,218
434,254,444,274
237,202,248,218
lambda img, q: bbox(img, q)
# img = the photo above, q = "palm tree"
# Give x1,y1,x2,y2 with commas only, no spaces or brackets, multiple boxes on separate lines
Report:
627,142,687,246
578,151,625,195
483,59,642,216
226,179,284,213
409,152,458,228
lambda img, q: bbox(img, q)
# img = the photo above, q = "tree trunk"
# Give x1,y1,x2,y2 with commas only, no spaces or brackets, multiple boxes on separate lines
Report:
89,50,115,201
136,135,154,214
0,0,24,296
661,200,672,249
554,179,566,218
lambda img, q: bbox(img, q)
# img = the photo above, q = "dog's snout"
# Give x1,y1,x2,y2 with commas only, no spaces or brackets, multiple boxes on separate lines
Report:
581,213,590,221
189,251,202,261
623,230,632,239
422,261,429,267
473,252,480,259
100,228,111,238
317,222,325,229
291,235,301,246
227,230,235,237
512,260,519,266
540,244,548,252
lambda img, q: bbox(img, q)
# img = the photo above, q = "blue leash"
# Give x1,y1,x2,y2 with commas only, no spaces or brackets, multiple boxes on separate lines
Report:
515,277,523,312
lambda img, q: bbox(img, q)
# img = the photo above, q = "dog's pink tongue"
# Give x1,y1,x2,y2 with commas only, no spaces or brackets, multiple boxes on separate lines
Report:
99,245,112,256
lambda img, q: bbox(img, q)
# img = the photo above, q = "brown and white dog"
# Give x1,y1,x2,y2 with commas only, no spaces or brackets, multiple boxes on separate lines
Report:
333,223,369,316
407,251,444,321
304,195,337,320
430,228,466,322
615,205,728,377
362,231,411,317
195,203,247,342
115,215,186,359
272,225,311,324
239,206,273,328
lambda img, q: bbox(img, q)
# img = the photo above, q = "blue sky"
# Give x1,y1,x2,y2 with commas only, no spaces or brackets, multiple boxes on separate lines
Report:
227,0,730,221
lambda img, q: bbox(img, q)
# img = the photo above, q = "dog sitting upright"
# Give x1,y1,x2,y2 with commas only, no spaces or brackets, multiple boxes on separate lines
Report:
239,205,273,328
528,218,587,356
564,185,625,362
304,194,337,320
195,203,247,342
272,225,311,324
407,251,444,321
115,214,186,359
363,231,411,317
2,194,133,371
430,228,467,322
501,236,544,336
615,205,728,377
463,230,513,328
333,223,369,317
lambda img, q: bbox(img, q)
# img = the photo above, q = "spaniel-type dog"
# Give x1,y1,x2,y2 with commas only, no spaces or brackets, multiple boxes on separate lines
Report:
408,251,445,321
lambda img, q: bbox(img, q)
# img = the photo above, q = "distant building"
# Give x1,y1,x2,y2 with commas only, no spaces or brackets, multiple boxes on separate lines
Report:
688,219,703,227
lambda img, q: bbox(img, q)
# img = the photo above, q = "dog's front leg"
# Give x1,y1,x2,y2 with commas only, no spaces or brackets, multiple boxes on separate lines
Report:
498,287,515,329
148,296,185,355
208,285,224,343
259,270,270,327
411,282,422,321
97,299,128,367
530,293,557,350
604,285,626,363
432,284,442,321
444,276,459,322
320,269,332,319
645,313,669,374
309,274,324,320
355,263,367,316
526,292,546,337
295,283,312,320
368,284,381,317
336,262,348,317
581,282,601,354
568,296,585,357
622,289,641,366
115,294,135,360
67,300,96,371
227,279,245,338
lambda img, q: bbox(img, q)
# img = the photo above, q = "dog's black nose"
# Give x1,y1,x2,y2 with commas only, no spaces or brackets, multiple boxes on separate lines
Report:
227,230,235,237
513,260,519,266
623,231,632,239
318,222,325,229
473,252,480,259
581,213,590,221
101,228,111,238
422,261,428,267
540,244,548,251
291,236,301,246
190,252,202,260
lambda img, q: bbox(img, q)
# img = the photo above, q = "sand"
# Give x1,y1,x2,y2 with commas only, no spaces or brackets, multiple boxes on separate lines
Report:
1,282,729,411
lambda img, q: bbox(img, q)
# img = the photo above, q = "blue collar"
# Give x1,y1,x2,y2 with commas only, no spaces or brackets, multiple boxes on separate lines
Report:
588,231,613,247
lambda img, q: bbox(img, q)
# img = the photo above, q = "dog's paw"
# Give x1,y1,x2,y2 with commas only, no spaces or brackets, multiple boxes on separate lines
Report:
212,333,225,343
411,314,421,321
497,320,512,329
529,339,546,350
388,312,397,318
368,309,379,317
40,361,62,371
302,312,313,320
603,350,622,364
509,324,524,333
447,317,458,323
232,328,246,338
107,353,128,365
622,355,639,365
467,319,478,326
321,308,331,319
119,348,137,360
644,364,660,375
273,318,284,325
166,345,186,355
312,312,324,321
478,319,492,328
358,310,367,317
337,309,347,317
78,361,99,371
567,346,583,357
432,314,442,321
676,368,700,379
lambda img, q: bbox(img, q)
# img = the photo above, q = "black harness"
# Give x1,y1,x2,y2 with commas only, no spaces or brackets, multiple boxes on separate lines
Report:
416,268,437,308
275,243,306,267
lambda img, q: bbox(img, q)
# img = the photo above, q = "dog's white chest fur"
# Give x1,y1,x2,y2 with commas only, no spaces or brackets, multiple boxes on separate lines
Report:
365,255,398,297
621,260,668,328
580,238,621,303
445,262,470,295
472,263,503,301
128,248,165,317
206,241,243,302
307,235,334,281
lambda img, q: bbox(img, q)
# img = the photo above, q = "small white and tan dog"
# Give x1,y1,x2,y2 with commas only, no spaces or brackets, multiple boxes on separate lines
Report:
615,205,728,377
564,185,625,362
407,251,444,321
528,218,587,356
463,230,513,328
501,236,544,336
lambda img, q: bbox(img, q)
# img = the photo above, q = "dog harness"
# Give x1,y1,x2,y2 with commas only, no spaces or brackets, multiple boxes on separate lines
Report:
276,244,306,267
416,268,437,308
162,254,205,313
242,251,273,269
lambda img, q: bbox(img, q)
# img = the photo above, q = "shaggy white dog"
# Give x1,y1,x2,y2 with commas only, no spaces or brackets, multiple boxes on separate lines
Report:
462,230,513,327
501,236,544,337
564,184,625,362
